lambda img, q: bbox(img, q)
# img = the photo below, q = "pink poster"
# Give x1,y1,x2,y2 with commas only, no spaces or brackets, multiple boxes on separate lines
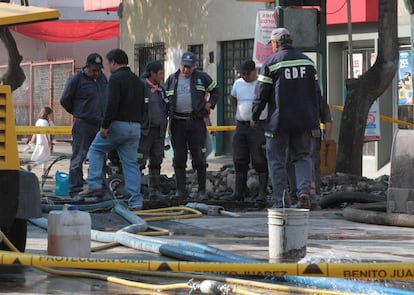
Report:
253,10,277,66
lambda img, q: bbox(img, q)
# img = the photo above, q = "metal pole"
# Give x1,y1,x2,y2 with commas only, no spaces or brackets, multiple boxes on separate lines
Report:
320,0,327,99
275,0,282,27
347,0,353,78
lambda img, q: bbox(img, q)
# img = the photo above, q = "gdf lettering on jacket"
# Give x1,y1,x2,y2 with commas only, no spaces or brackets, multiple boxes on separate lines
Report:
270,59,315,80
253,46,320,135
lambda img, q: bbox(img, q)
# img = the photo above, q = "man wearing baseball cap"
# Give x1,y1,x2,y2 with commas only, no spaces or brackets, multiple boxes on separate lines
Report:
86,53,104,70
164,52,220,202
138,60,169,200
60,53,107,200
252,27,321,209
229,60,268,208
267,27,292,45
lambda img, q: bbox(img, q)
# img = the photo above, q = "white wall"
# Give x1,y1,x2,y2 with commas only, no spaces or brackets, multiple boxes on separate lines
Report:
120,0,265,78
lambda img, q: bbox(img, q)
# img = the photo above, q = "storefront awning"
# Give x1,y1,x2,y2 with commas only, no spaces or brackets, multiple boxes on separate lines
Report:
10,20,119,42
83,0,121,12
0,3,60,26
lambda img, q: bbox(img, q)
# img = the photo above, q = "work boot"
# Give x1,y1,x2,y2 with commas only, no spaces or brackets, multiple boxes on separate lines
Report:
148,168,163,200
299,193,311,209
174,168,188,203
231,171,248,201
256,172,268,209
310,195,320,211
290,194,299,206
196,167,208,201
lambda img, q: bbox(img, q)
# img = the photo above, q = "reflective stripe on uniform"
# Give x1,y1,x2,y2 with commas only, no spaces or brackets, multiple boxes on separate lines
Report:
268,59,314,73
206,80,217,92
258,75,273,84
196,85,206,91
165,90,174,96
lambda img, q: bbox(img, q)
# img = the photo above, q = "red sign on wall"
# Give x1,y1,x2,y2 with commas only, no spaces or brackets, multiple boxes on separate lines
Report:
84,0,121,12
326,0,378,24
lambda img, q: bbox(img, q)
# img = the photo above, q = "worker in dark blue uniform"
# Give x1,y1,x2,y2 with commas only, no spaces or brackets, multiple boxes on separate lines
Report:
60,53,107,199
287,88,333,209
165,52,219,201
252,28,320,209
138,60,169,199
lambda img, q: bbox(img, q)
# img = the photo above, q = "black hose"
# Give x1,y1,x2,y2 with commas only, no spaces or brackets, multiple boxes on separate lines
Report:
318,191,414,227
319,191,386,208
41,199,120,213
40,154,71,191
343,202,414,228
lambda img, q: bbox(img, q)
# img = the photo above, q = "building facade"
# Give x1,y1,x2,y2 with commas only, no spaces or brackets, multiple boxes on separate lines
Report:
119,0,411,177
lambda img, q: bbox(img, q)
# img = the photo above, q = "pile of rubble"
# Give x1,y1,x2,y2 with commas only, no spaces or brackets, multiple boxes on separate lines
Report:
142,164,389,210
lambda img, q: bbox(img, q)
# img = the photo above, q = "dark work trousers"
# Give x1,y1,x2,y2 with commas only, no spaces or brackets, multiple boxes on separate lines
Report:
69,119,100,195
311,137,322,195
170,118,207,170
232,120,267,173
138,127,164,171
287,136,321,196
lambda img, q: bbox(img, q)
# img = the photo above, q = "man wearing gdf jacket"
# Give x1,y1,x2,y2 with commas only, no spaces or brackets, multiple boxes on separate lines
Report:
165,52,219,201
251,28,320,209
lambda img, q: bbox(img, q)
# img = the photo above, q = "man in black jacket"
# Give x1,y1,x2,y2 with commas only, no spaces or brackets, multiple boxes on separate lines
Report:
164,52,219,201
79,48,146,210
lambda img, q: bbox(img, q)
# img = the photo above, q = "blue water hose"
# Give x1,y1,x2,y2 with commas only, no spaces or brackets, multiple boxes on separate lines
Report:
284,276,414,295
159,244,242,263
38,198,412,294
140,236,259,263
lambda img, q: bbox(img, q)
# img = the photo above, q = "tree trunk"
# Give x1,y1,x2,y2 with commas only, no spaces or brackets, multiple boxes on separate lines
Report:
336,0,398,176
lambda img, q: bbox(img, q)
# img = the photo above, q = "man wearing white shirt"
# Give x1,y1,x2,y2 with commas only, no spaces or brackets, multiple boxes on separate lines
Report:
230,60,268,207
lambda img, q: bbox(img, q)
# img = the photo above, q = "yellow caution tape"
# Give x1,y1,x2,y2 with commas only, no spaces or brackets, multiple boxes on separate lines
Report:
330,104,414,128
16,126,72,135
15,125,236,135
0,251,413,280
15,105,414,135
207,125,236,132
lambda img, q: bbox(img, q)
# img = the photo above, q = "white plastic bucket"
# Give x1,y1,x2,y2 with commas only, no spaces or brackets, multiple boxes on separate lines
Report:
48,204,91,257
268,208,309,262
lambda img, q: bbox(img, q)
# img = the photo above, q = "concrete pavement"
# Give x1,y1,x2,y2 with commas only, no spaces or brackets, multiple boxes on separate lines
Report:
3,142,413,294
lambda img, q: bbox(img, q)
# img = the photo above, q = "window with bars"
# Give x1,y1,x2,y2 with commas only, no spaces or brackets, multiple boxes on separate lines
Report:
188,44,203,70
222,39,254,123
219,39,254,154
134,42,166,77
